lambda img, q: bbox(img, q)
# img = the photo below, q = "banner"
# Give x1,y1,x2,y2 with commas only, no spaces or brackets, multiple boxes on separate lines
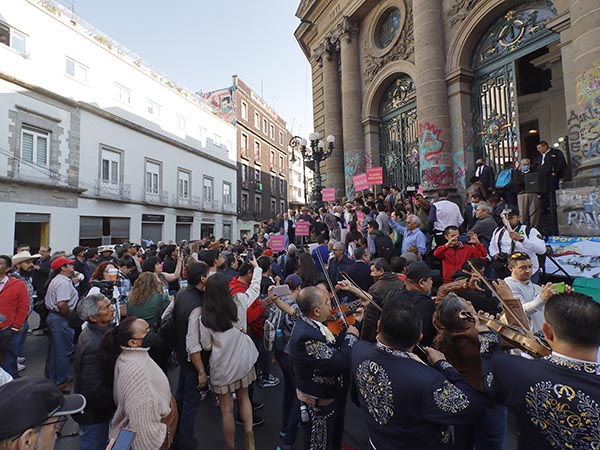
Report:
545,236,600,278
269,235,286,251
296,220,311,237
366,167,383,185
353,173,368,192
322,188,336,202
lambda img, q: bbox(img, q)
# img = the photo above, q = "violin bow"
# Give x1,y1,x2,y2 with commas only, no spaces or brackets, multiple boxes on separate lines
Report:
340,272,382,312
467,261,530,333
315,249,349,329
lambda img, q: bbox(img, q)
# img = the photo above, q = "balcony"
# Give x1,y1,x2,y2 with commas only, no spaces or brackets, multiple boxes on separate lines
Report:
222,202,236,214
201,199,220,212
172,194,201,209
95,180,131,200
144,190,169,205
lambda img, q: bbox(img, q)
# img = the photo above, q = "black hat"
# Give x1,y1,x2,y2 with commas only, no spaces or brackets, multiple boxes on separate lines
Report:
405,261,433,281
72,246,87,257
503,207,519,217
0,378,86,440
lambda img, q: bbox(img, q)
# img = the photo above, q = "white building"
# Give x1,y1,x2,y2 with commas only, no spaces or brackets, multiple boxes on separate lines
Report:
288,151,314,210
0,0,238,253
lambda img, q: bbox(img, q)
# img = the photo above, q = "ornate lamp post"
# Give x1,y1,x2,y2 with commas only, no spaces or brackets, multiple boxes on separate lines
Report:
289,132,335,209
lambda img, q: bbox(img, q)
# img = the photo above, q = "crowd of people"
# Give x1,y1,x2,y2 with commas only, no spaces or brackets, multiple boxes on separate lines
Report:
0,142,598,450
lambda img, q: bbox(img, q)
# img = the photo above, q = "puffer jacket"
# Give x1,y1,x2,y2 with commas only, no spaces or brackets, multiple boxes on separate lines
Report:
73,322,116,425
0,276,29,331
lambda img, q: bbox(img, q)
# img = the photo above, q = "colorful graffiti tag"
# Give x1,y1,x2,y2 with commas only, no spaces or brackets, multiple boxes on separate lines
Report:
418,122,453,190
558,187,600,236
571,60,600,170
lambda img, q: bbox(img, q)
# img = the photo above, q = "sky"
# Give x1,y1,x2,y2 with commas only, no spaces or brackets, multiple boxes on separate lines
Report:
59,0,314,136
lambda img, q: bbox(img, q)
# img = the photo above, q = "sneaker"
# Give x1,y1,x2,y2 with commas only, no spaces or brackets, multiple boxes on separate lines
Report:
17,363,26,372
258,374,280,388
235,415,265,427
252,401,264,411
17,357,26,364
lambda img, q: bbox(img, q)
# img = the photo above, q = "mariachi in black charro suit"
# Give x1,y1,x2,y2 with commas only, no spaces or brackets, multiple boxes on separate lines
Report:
479,330,600,450
289,316,357,450
351,340,485,450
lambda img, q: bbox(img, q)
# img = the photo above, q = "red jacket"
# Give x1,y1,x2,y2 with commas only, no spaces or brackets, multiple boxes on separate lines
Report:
229,276,265,339
0,276,30,331
433,243,488,283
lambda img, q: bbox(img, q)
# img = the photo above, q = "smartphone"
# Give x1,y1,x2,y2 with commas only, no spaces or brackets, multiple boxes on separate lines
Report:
553,282,565,293
112,429,136,450
272,284,291,297
458,235,471,243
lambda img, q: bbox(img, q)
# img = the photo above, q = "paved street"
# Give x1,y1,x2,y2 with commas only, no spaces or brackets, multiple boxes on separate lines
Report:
19,312,519,450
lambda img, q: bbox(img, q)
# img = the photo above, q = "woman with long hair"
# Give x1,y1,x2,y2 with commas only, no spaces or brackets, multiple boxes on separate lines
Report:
102,316,174,450
196,271,259,450
125,272,170,329
297,252,323,287
88,261,122,320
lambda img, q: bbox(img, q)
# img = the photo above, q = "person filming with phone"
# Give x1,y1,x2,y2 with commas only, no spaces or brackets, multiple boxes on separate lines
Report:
433,226,488,283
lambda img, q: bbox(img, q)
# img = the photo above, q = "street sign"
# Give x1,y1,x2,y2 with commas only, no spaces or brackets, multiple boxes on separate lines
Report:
322,188,336,202
353,173,368,191
367,167,383,185
296,220,310,236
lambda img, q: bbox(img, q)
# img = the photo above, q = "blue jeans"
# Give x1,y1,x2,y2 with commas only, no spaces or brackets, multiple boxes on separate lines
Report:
172,367,200,450
452,403,507,450
79,421,110,450
5,320,29,378
46,313,74,385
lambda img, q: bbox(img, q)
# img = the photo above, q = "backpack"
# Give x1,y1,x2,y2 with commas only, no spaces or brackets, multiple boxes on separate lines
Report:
374,233,395,262
263,307,282,352
496,169,513,188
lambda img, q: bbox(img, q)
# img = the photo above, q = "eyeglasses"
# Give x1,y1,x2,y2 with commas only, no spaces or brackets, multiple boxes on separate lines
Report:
11,417,68,441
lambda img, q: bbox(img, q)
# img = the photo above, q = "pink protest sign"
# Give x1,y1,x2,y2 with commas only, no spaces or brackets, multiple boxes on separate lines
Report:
296,220,310,237
356,211,365,229
367,167,383,185
269,235,286,251
322,188,336,202
353,173,368,191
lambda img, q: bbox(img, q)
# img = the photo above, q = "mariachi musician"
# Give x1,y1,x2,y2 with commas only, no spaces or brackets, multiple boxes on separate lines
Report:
289,286,359,450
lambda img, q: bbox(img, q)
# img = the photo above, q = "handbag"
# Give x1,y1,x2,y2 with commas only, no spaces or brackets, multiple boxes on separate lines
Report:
161,394,178,450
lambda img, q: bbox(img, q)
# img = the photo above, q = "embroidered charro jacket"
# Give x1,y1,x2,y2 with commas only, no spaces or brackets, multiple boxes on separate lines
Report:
479,330,600,450
289,316,357,400
351,340,485,450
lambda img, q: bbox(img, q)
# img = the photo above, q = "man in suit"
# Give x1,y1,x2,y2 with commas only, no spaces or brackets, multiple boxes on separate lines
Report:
278,212,296,246
534,141,567,214
474,158,495,198
464,193,483,231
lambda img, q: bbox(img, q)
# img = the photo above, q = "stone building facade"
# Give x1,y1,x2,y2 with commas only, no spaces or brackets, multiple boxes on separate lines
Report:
202,76,291,237
294,0,600,206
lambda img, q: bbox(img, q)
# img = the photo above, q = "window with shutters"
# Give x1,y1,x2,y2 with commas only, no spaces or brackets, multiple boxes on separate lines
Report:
21,127,49,167
145,161,160,193
101,148,120,185
178,170,190,199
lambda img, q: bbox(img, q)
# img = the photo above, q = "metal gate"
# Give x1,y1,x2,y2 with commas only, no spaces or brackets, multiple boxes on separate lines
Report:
471,1,558,173
379,75,419,188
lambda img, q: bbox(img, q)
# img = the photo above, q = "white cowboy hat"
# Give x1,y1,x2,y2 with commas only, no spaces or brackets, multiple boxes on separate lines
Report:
12,251,41,267
98,245,115,253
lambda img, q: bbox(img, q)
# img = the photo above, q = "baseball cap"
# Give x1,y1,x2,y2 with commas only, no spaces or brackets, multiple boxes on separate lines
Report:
0,378,86,440
262,249,274,257
503,207,519,217
50,256,75,271
405,261,433,281
284,274,302,290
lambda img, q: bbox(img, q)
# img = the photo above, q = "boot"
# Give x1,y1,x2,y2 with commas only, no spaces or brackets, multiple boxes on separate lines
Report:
245,430,255,450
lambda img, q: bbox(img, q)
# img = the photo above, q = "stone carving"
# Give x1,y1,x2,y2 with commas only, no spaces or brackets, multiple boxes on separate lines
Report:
363,1,414,84
447,0,483,28
313,16,359,66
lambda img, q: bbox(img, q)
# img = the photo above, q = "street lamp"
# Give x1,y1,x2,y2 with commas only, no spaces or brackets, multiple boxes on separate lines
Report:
289,132,335,208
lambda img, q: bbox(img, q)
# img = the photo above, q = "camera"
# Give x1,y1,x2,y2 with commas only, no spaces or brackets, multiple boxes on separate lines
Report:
91,280,120,300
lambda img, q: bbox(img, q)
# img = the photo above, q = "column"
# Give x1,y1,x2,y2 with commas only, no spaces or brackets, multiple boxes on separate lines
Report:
322,42,345,196
413,0,454,193
339,17,366,197
569,0,600,176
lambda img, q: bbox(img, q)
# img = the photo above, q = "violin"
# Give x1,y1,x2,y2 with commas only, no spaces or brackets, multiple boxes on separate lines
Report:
459,310,551,358
324,300,363,335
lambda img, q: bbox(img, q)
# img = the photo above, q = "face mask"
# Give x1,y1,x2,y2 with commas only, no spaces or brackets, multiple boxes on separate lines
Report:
471,202,479,209
521,165,530,172
140,330,161,348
